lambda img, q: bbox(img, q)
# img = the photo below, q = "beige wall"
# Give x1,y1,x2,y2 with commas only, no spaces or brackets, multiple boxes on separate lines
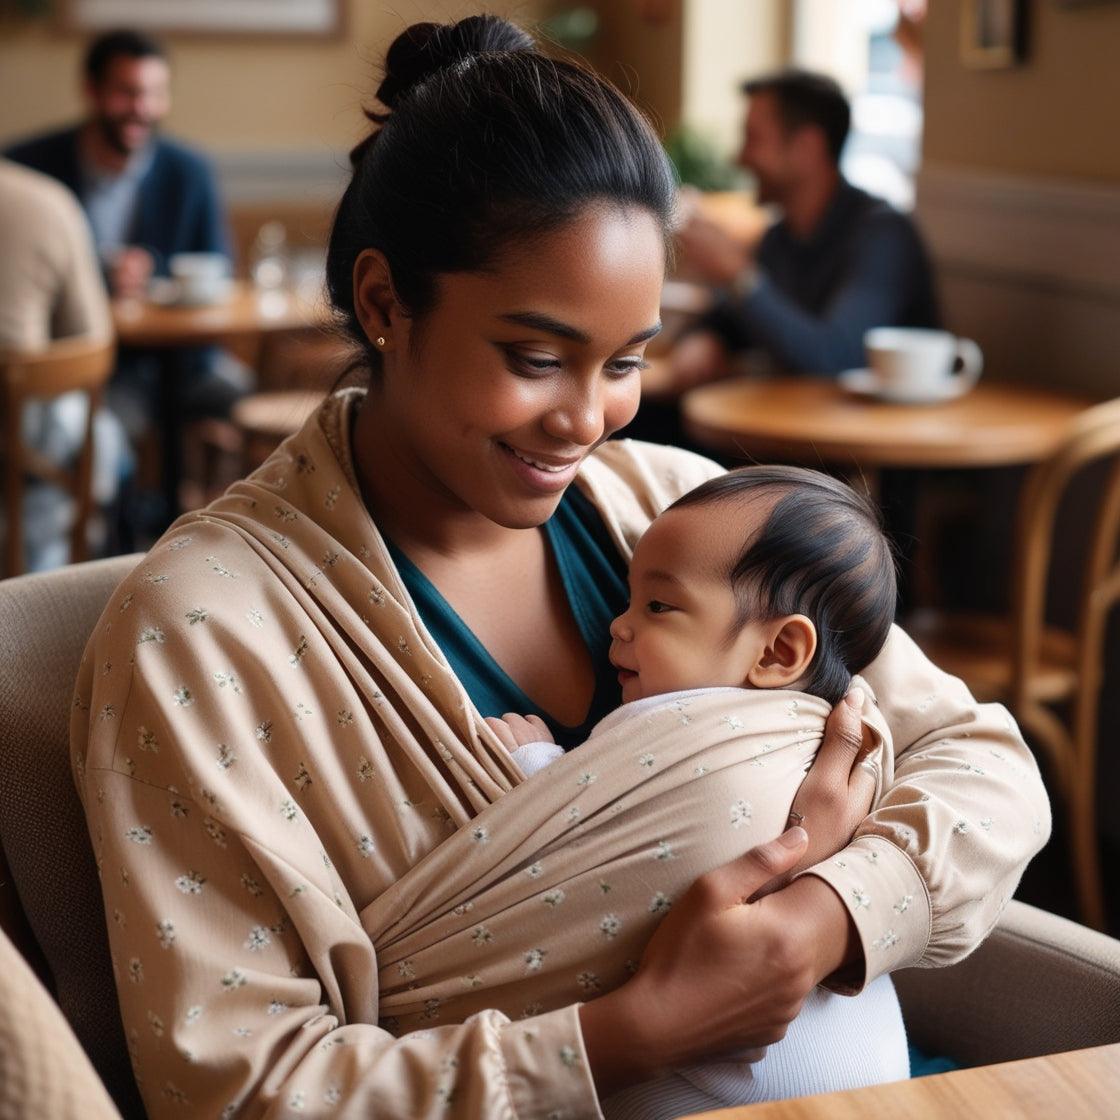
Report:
923,0,1120,182
0,2,546,154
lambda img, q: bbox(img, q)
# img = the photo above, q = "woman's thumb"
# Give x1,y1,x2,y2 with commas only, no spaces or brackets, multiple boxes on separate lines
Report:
696,828,809,909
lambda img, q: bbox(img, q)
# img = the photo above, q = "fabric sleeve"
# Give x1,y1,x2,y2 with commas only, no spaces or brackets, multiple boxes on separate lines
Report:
801,624,1052,993
76,678,602,1120
190,155,233,261
702,213,931,374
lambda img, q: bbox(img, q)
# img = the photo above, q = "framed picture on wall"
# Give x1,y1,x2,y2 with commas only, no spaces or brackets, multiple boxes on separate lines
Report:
63,0,343,38
960,0,1026,68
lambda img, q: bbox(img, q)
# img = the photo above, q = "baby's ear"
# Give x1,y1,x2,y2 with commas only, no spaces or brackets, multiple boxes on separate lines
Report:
747,615,817,689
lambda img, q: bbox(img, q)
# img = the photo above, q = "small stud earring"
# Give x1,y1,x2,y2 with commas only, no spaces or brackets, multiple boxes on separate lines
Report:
376,336,387,347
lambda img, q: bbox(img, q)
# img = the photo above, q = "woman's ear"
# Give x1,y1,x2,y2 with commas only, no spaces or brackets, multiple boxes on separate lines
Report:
353,248,404,351
746,615,817,689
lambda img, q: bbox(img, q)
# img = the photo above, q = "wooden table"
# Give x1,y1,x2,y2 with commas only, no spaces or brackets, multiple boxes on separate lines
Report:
682,377,1094,470
111,282,331,521
683,1043,1120,1119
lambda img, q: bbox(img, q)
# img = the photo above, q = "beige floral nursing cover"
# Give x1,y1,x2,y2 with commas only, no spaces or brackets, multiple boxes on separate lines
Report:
70,389,1048,1120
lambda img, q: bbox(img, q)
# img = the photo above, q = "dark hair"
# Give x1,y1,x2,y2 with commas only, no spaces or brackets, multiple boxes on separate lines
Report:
326,14,676,369
84,29,167,85
670,466,896,706
741,68,850,165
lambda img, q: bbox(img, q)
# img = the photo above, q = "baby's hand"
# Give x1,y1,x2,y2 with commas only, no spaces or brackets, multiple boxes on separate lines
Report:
484,712,554,753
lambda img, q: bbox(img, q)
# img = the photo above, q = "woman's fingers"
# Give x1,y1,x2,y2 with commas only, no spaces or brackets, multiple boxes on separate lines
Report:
813,687,870,786
692,828,808,910
483,716,519,752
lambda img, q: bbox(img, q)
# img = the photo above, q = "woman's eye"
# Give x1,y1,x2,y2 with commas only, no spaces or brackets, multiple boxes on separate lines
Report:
506,349,560,377
606,358,651,378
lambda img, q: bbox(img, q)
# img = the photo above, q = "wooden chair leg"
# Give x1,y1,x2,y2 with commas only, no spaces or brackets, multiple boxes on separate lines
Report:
1069,760,1106,930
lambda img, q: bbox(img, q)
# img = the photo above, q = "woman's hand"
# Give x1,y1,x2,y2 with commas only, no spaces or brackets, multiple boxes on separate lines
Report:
775,686,879,887
581,828,834,1095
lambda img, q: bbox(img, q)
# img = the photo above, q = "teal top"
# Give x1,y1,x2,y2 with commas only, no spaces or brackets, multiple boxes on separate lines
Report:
384,486,628,749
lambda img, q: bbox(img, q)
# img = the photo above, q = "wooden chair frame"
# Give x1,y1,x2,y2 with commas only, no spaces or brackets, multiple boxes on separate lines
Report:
1005,397,1120,929
0,336,115,578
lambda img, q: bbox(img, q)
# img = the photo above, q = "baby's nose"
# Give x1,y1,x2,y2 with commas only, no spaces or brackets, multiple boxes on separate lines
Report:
609,612,631,641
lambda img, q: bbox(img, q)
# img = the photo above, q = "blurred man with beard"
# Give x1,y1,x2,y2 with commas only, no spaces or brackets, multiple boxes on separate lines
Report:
668,69,939,385
6,30,248,521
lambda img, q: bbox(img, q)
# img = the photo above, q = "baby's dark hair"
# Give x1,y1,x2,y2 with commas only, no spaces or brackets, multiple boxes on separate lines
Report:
670,466,897,705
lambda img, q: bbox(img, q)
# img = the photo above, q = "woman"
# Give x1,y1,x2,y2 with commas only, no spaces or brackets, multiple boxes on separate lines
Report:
71,16,1049,1119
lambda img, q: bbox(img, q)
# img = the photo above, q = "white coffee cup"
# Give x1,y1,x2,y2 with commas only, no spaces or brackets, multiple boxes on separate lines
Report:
863,327,983,401
169,252,232,306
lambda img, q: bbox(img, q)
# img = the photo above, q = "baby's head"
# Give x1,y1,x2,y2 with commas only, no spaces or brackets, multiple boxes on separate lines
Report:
609,466,897,706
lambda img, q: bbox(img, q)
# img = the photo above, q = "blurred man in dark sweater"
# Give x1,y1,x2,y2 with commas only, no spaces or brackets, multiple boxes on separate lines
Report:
671,69,939,385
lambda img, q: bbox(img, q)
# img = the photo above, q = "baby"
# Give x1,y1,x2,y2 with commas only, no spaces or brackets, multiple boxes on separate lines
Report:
486,464,909,1116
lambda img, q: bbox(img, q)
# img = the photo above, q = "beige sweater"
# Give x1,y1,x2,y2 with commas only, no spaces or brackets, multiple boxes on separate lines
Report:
71,390,1051,1119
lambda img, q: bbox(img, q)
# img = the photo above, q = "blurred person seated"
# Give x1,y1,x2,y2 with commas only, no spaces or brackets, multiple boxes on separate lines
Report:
5,29,250,458
0,158,129,571
670,69,939,387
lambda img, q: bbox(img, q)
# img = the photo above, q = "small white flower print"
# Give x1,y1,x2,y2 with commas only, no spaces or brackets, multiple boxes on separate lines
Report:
730,799,752,829
246,607,264,629
324,1085,342,1106
559,1045,579,1068
169,799,189,819
524,948,547,972
953,820,969,835
220,968,247,991
273,504,297,524
598,880,612,894
471,825,489,844
980,818,994,832
251,721,272,745
185,607,208,625
184,1005,203,1026
419,998,441,1022
168,536,193,551
216,744,236,770
126,825,153,845
452,901,474,916
279,799,298,822
577,971,601,992
638,752,656,769
356,757,374,783
289,1090,306,1111
294,701,313,721
268,1001,288,1016
397,636,412,656
694,765,708,776
148,1011,165,1037
786,699,800,719
356,835,374,858
138,626,165,645
599,913,622,939
289,636,309,667
207,558,239,579
118,593,134,612
232,1026,252,1038
162,1082,189,1105
526,861,544,879
851,887,871,910
577,771,597,787
325,484,341,510
893,894,913,914
461,973,483,989
649,892,672,915
213,670,242,694
336,709,354,726
128,958,144,983
293,762,312,791
472,926,494,946
866,850,880,863
873,929,901,951
542,889,566,908
203,818,227,848
143,571,169,585
653,839,675,861
137,726,159,752
245,926,271,952
173,686,193,707
157,920,176,948
567,806,581,823
520,1001,544,1019
916,693,936,713
723,715,745,731
99,703,116,721
175,871,205,895
240,873,262,896
397,960,416,980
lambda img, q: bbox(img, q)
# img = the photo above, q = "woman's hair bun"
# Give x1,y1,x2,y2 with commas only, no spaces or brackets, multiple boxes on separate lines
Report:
376,14,537,112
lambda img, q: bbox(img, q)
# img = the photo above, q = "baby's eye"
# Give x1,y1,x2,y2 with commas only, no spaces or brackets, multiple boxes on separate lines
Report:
646,600,673,615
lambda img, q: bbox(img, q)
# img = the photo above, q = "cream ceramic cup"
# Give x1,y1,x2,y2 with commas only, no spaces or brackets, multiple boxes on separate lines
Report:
863,327,983,399
169,252,232,306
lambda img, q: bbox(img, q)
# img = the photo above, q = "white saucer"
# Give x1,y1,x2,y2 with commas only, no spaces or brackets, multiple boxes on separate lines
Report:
838,368,970,405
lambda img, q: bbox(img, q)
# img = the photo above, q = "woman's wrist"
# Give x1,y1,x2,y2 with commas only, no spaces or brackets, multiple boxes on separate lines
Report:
578,985,662,1098
771,873,862,984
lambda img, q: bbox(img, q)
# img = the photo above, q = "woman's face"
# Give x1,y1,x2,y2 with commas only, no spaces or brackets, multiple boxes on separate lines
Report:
364,204,665,531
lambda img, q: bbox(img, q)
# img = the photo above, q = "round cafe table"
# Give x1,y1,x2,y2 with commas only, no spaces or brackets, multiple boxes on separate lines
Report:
681,377,1094,469
111,282,332,522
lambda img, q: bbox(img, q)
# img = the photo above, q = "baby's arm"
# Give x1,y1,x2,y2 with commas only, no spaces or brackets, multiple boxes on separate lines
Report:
485,713,566,776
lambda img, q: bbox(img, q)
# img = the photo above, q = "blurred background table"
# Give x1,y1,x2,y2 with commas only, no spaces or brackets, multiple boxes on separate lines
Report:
681,377,1093,469
681,1043,1120,1119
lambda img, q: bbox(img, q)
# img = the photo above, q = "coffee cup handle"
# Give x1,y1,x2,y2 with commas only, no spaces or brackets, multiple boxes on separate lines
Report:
953,338,983,388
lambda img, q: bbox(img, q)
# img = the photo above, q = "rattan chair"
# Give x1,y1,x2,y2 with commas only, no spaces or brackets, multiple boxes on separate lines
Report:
0,336,115,577
908,397,1120,929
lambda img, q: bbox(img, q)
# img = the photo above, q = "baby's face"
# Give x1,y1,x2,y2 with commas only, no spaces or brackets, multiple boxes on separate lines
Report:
609,503,771,703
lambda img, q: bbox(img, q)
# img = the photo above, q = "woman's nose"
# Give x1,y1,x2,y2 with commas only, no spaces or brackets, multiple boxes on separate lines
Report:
543,381,603,447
